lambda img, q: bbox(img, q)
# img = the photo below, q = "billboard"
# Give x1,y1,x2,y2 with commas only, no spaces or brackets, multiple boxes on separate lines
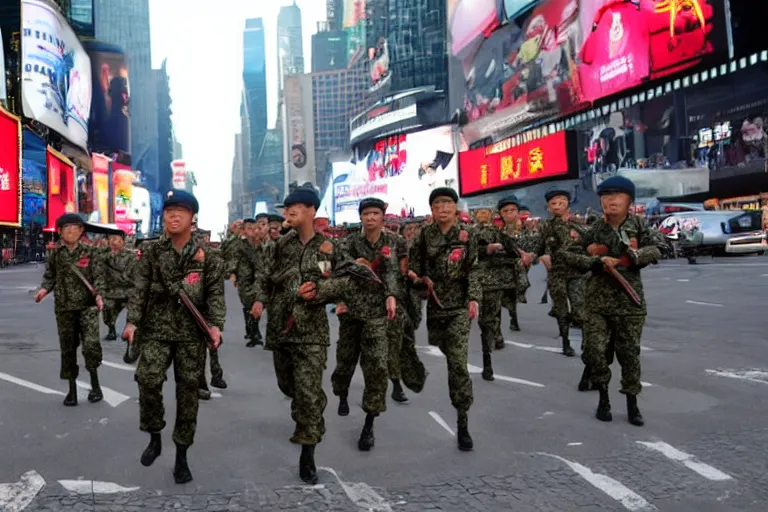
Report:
84,41,130,154
284,75,314,184
171,159,186,189
22,129,47,227
131,184,150,237
21,0,92,151
91,153,110,223
0,27,6,103
458,130,578,196
113,165,134,234
45,147,77,231
0,107,22,227
343,0,366,61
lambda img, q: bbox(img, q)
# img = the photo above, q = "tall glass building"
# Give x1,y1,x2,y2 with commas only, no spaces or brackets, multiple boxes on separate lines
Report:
243,18,268,193
277,1,304,92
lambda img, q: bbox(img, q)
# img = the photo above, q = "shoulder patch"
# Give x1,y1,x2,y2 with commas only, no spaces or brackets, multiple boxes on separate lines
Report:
319,240,334,255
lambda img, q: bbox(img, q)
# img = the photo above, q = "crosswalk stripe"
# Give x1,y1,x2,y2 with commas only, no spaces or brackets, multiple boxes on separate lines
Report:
0,372,64,396
505,340,654,353
636,441,733,481
76,381,131,408
540,453,656,511
466,364,546,387
102,360,136,372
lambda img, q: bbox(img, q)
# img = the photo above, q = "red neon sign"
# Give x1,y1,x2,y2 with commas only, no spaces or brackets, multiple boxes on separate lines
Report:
459,131,573,196
0,108,22,227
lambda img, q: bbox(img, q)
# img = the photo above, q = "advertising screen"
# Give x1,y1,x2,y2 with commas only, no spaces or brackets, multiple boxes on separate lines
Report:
343,0,366,61
113,165,135,234
0,107,22,227
45,148,77,231
84,41,131,154
458,131,577,196
92,153,110,223
22,129,47,227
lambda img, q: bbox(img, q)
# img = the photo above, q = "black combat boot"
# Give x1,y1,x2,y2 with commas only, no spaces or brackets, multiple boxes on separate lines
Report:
558,320,575,357
509,312,521,332
391,379,408,403
253,324,264,346
596,387,612,422
87,370,103,403
63,378,77,406
626,394,644,426
494,337,505,350
210,375,228,389
481,353,494,381
172,444,193,484
140,432,162,466
338,394,350,416
105,326,117,341
245,337,257,348
540,290,548,304
358,413,375,451
299,444,318,484
457,411,473,451
578,366,594,392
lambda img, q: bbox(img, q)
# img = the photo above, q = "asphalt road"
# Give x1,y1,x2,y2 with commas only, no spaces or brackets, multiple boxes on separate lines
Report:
1,257,768,512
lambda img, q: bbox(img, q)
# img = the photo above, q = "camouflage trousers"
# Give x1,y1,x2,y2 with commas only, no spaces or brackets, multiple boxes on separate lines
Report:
427,311,473,413
400,308,427,393
137,339,205,447
479,289,505,353
548,274,585,325
242,308,262,340
102,298,128,328
198,344,224,390
331,316,389,414
55,307,102,380
273,343,328,445
501,289,518,315
386,307,405,380
582,314,644,396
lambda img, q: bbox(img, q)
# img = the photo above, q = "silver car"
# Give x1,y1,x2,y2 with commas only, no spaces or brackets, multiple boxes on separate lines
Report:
660,210,766,260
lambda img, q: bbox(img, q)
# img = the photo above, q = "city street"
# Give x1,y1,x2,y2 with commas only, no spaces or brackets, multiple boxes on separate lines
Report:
1,258,768,511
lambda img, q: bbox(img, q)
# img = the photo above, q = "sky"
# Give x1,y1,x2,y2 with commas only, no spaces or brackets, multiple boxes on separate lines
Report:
148,0,327,236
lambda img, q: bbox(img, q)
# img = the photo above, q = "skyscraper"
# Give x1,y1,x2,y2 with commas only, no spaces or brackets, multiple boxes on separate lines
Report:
312,23,347,72
277,1,304,92
94,0,159,192
155,59,173,196
243,18,268,192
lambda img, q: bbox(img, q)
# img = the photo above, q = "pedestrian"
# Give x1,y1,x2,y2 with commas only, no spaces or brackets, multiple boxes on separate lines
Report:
98,231,136,341
122,190,226,484
35,213,106,406
407,187,480,451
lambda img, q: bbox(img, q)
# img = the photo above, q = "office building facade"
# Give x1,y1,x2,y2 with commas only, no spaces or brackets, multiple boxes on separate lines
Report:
155,59,173,196
312,27,348,73
243,18,268,193
277,1,304,92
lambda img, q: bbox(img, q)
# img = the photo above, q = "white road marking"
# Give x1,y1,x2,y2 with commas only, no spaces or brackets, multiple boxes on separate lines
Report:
0,470,46,512
0,372,65,396
466,364,545,387
762,274,768,277
76,381,130,407
567,442,583,446
641,382,653,388
636,441,733,481
416,345,444,358
58,480,140,494
428,411,455,437
506,340,654,353
705,369,768,385
540,453,655,511
211,392,222,398
101,360,135,372
685,300,723,307
319,467,392,512
676,279,690,282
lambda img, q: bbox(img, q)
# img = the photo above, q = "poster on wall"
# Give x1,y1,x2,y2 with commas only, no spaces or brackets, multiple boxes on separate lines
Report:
284,76,312,181
45,147,77,230
21,0,92,151
92,153,110,223
0,107,22,227
84,41,131,154
22,129,47,226
113,164,135,234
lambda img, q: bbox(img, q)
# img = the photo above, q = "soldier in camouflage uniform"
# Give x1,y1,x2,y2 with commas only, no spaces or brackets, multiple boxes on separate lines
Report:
534,188,588,357
237,214,273,347
98,232,137,341
123,191,226,484
331,197,402,450
267,214,284,241
408,188,481,451
220,219,244,280
498,198,535,334
248,188,350,484
558,176,661,426
36,214,106,406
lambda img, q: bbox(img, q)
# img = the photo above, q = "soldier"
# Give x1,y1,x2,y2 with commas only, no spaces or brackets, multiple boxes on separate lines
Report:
195,228,227,397
35,214,106,405
248,188,348,484
497,196,530,333
236,214,273,347
122,191,226,484
407,188,480,451
331,197,403,451
398,218,427,394
99,231,136,341
267,214,284,241
221,219,244,280
534,188,588,357
558,176,660,426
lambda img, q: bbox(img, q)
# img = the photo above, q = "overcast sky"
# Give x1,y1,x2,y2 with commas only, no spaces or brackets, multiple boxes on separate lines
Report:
149,0,326,236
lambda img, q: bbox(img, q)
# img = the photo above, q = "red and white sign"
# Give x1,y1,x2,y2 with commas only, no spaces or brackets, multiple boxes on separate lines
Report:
459,131,573,196
45,148,77,231
0,107,22,227
171,160,187,189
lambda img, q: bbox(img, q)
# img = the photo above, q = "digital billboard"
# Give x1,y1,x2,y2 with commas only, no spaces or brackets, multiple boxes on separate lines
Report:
45,148,77,231
343,0,366,61
84,41,131,155
0,107,21,227
458,130,578,196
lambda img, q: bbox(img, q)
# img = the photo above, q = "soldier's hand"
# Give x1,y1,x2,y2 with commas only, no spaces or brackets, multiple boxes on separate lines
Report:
298,281,318,300
407,270,420,283
487,243,504,255
539,255,552,271
336,302,349,315
468,300,479,321
122,323,137,344
250,301,264,318
386,296,397,321
520,251,533,266
601,256,621,269
34,288,48,303
587,243,609,257
356,257,373,268
95,295,104,311
209,327,222,350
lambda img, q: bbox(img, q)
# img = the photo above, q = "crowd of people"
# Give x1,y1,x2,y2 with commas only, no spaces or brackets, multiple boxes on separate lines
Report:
34,176,665,486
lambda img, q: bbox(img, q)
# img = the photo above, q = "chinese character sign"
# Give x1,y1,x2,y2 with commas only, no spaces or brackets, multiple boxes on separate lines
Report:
0,107,22,226
458,131,575,196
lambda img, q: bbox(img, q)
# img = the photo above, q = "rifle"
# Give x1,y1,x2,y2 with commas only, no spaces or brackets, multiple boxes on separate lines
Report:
604,265,642,307
417,231,443,308
70,264,98,297
178,288,221,348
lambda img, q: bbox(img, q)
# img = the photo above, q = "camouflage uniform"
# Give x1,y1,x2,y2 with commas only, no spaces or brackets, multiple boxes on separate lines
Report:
237,238,274,345
41,243,105,380
408,223,480,415
98,249,137,332
331,230,405,413
127,237,226,447
220,233,242,277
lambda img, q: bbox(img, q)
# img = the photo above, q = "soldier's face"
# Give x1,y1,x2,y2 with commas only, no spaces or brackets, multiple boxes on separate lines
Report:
600,192,631,216
268,222,281,239
164,206,194,235
59,224,84,244
547,196,569,217
401,223,418,240
255,219,269,238
500,205,519,224
431,198,457,223
360,208,384,230
232,221,244,235
244,222,257,239
285,204,315,229
108,235,125,251
474,209,492,224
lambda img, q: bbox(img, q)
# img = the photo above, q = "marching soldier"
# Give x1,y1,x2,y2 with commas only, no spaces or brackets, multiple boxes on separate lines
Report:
35,214,106,406
500,199,535,327
123,191,226,484
221,219,244,281
195,228,227,397
408,188,480,451
267,214,284,241
236,215,272,347
558,176,661,426
98,231,136,341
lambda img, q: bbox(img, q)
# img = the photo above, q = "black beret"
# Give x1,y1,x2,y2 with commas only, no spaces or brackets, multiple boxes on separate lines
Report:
254,213,270,222
56,213,85,229
243,218,256,224
358,197,387,214
544,187,571,202
267,214,284,223
497,195,520,210
164,190,199,214
519,204,530,212
283,188,320,209
429,187,458,205
597,176,635,200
